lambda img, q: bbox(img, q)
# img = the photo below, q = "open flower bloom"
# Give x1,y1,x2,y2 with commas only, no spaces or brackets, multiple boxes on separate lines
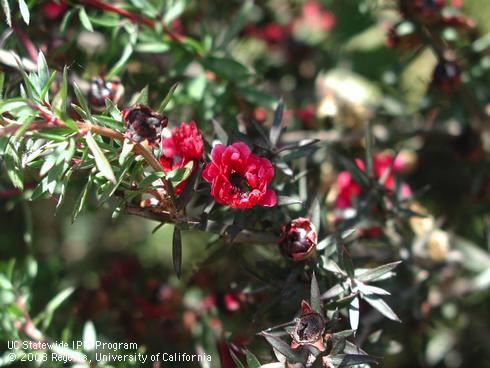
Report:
202,142,276,209
160,121,204,194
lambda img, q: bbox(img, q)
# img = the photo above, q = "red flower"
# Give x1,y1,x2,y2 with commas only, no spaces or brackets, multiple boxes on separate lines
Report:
334,154,412,236
43,0,68,20
159,121,204,194
202,142,276,209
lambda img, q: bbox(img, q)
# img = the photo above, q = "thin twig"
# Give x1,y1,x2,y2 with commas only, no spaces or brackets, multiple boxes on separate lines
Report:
125,204,278,245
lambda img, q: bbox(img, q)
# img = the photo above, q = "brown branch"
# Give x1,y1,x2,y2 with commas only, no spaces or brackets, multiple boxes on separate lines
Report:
0,109,176,209
125,204,278,245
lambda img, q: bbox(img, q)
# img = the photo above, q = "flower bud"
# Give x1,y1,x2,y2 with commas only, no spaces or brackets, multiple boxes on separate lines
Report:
122,105,168,144
88,77,124,111
278,218,317,261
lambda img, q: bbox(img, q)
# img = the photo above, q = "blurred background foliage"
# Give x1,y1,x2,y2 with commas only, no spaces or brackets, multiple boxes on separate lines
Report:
1,0,490,367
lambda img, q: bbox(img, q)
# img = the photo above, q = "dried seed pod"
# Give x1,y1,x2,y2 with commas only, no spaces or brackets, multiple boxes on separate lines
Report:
431,59,461,93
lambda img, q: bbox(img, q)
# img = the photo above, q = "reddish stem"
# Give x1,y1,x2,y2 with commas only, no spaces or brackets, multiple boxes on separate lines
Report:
77,0,185,42
13,25,38,62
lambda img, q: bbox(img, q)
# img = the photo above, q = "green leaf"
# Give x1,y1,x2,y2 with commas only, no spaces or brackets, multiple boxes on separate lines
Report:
220,0,254,48
172,227,182,278
321,283,347,300
355,261,402,282
237,86,277,109
310,272,322,314
157,83,179,114
37,51,49,87
4,143,23,189
71,173,92,223
269,99,284,147
73,82,92,121
337,354,380,367
107,44,134,79
348,296,360,331
245,351,261,368
53,66,68,113
363,295,401,322
79,7,94,31
83,321,97,352
0,71,5,99
204,56,250,81
166,161,193,187
163,0,189,24
1,0,11,27
38,287,75,329
18,0,29,25
230,350,245,368
135,42,170,53
85,132,116,184
260,333,302,362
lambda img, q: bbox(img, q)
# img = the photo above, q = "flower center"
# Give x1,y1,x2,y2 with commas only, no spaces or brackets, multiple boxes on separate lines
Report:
230,172,250,194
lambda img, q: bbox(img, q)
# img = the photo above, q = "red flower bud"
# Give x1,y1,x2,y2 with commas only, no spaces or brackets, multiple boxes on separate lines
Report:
278,218,317,261
122,105,168,144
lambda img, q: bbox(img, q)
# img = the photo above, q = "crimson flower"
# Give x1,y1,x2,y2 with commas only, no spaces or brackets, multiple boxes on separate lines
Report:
159,121,204,194
202,142,276,209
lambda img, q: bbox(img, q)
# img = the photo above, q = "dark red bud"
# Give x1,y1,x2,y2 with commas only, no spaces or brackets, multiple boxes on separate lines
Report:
278,218,317,261
88,77,124,111
122,104,168,144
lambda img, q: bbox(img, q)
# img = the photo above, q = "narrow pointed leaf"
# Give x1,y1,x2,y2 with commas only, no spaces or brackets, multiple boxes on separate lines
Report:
246,351,261,368
355,261,402,282
157,83,179,114
269,99,284,147
348,296,360,331
18,0,29,25
172,227,182,278
310,272,321,313
85,132,116,184
364,295,401,322
1,0,11,27
79,7,93,31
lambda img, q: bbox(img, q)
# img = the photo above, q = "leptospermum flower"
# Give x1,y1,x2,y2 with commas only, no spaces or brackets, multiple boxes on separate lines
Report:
159,121,204,194
202,142,276,209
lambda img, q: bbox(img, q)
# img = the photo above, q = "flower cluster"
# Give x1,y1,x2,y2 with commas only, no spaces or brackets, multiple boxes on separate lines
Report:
160,121,204,194
333,153,412,236
202,143,276,209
